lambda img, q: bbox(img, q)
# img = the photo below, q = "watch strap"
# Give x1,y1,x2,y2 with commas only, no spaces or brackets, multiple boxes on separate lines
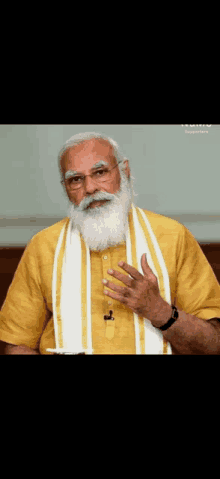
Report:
159,305,179,331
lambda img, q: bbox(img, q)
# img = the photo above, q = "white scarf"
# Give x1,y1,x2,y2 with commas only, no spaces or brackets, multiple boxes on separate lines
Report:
47,204,172,354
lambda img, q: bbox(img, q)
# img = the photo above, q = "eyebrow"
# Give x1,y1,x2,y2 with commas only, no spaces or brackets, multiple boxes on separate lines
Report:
65,160,109,180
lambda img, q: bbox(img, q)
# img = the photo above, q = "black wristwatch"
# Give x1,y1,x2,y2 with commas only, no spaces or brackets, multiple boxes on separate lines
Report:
159,305,179,331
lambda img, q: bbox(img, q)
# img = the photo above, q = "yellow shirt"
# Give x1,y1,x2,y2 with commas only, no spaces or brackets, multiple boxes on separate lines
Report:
1,209,220,354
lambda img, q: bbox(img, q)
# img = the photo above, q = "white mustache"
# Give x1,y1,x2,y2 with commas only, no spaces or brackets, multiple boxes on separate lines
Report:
77,191,115,211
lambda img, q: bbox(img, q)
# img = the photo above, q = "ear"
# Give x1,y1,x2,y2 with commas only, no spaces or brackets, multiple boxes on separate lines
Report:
123,159,130,178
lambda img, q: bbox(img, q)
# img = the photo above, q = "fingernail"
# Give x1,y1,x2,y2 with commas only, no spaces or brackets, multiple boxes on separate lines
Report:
118,261,123,266
108,269,113,274
102,279,107,284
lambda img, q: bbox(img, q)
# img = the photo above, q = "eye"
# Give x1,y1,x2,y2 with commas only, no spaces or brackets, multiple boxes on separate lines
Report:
69,176,83,183
94,169,108,176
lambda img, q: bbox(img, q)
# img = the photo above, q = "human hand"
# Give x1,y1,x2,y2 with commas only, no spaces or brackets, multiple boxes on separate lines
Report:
102,253,171,328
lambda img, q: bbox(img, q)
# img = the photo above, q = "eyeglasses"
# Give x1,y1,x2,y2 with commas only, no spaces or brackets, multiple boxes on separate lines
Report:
61,164,119,191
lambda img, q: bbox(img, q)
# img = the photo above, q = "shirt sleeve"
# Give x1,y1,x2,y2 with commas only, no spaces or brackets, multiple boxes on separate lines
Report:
0,237,49,350
175,225,220,320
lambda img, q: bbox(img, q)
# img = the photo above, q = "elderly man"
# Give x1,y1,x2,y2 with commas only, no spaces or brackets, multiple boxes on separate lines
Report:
1,132,220,354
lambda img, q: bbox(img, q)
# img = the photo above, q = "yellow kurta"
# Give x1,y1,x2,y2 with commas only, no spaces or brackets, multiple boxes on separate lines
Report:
1,209,220,354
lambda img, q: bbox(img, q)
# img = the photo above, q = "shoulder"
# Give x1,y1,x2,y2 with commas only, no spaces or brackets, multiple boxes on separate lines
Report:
138,208,186,239
32,217,69,243
24,217,70,262
137,208,201,260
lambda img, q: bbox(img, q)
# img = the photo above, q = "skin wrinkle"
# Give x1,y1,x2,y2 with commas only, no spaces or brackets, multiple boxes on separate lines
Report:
60,136,125,186
61,139,125,203
65,160,109,180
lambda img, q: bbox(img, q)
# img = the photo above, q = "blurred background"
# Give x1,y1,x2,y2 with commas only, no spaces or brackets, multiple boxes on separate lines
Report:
0,124,220,312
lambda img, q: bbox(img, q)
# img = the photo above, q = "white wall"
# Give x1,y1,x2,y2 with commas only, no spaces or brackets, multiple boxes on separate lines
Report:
0,124,220,244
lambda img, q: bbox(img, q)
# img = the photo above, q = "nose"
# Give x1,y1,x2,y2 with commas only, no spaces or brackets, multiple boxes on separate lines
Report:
83,174,99,195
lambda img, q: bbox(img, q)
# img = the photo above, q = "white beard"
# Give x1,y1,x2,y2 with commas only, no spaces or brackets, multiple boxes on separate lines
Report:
68,169,133,251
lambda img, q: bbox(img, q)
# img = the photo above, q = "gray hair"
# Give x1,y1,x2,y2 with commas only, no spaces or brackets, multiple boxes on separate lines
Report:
58,132,128,184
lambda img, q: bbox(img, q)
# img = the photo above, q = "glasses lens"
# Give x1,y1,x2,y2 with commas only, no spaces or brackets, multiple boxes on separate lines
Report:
67,168,114,190
91,169,110,183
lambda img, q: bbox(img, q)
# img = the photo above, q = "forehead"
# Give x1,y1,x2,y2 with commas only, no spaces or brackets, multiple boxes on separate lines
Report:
61,139,115,172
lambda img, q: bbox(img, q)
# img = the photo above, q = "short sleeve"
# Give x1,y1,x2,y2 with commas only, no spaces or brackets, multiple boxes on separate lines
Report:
175,225,220,320
0,238,49,350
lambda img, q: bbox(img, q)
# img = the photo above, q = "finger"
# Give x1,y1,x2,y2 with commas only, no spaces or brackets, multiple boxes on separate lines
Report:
118,261,144,281
141,253,157,281
107,268,134,287
102,279,129,296
103,289,127,304
141,253,152,276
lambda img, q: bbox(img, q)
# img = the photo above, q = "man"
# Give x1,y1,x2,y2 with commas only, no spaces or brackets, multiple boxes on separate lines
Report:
1,132,220,354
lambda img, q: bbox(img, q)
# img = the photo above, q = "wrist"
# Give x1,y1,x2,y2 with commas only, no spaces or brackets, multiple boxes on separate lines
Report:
151,303,173,329
159,304,179,331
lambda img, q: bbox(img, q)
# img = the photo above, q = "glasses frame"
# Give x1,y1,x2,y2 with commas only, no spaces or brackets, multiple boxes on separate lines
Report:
61,163,119,190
